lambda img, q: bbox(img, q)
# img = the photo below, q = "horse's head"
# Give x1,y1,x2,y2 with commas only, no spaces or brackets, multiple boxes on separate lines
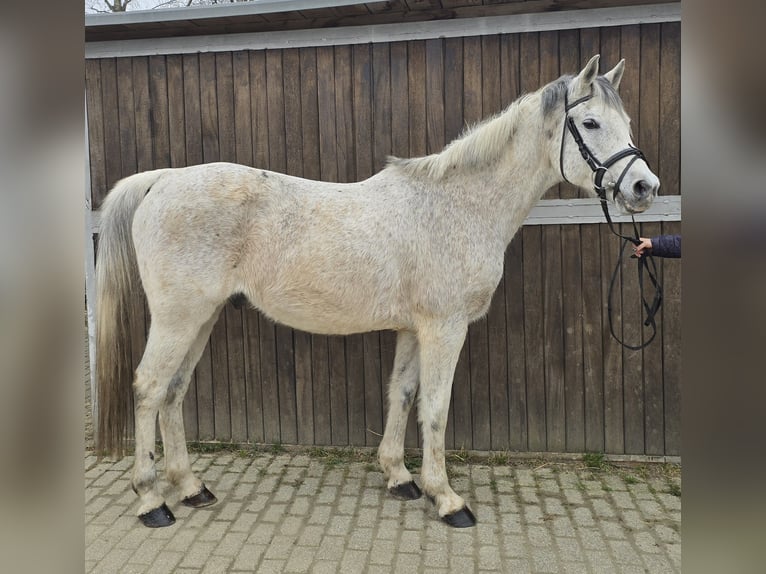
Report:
549,55,659,214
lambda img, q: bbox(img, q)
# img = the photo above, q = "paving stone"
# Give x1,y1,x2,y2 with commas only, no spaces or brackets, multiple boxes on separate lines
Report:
85,451,681,574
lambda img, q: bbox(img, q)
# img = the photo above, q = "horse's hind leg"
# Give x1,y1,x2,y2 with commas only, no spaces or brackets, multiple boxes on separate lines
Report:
378,330,422,500
159,305,223,509
131,309,217,527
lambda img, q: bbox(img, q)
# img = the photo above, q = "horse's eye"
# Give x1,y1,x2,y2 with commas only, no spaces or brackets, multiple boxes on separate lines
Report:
583,119,600,130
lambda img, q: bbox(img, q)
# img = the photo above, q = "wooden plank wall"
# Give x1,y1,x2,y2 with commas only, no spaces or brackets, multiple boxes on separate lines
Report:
86,22,681,455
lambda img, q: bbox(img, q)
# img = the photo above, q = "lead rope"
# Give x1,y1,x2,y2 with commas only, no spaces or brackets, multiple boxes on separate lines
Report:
600,199,663,351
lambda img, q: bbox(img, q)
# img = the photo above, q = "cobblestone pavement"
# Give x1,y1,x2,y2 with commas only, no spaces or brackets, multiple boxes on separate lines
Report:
85,449,681,573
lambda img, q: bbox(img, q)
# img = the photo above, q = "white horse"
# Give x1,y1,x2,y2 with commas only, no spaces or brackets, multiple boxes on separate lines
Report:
96,55,659,528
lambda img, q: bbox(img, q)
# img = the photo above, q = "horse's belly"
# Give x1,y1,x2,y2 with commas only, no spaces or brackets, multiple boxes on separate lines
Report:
249,289,402,336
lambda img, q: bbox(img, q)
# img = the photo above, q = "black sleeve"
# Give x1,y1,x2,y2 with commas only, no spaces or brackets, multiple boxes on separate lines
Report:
650,234,681,258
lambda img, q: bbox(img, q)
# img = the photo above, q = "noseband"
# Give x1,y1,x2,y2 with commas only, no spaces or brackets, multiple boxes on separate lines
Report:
558,89,662,351
559,91,647,203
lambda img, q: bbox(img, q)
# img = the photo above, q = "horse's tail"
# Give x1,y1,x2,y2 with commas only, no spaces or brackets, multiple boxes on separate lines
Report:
95,169,171,458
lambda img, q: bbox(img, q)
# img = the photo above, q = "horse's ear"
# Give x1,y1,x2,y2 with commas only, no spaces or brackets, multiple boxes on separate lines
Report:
572,54,600,96
603,59,625,90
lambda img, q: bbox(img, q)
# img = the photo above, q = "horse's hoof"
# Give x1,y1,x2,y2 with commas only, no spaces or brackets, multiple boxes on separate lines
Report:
388,481,423,500
181,484,218,508
442,506,477,528
138,503,176,528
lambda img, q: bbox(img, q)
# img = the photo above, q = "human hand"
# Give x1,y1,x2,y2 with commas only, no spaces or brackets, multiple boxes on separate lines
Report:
633,237,652,258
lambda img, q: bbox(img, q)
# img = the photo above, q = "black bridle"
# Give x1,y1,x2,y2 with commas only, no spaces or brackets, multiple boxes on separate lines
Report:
559,90,663,351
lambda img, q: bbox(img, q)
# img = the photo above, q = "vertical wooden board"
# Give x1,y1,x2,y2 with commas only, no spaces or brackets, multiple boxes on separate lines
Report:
207,302,227,445
346,334,367,446
166,55,187,168
618,24,645,455
661,220,681,455
539,30,561,201
275,324,297,445
500,35,526,451
311,335,332,445
487,279,509,450
522,225,546,451
353,44,374,179
390,42,409,158
300,48,321,180
147,56,170,169
499,33,520,107
444,36,471,450
407,41,427,159
424,39,445,154
328,336,348,445
290,49,318,446
99,59,122,200
461,35,487,450
334,45,355,183
542,224,565,452
372,43,392,174
539,31,566,452
598,24,624,455
638,24,664,455
640,222,664,455
581,224,605,452
85,60,106,207
199,53,221,163
232,51,254,167
406,41,428,447
266,50,286,172
200,53,233,442
519,33,546,452
338,47,362,445
462,37,481,124
283,48,303,177
600,223,624,454
294,330,314,445
316,46,338,181
443,37,463,146
362,331,382,446
562,224,585,452
659,22,681,198
259,316,281,443
250,51,270,170
133,57,155,172
558,29,580,200
335,50,367,446
116,58,146,388
182,54,203,166
578,28,600,199
352,43,383,445
243,309,264,442
226,305,249,442
115,58,138,178
481,35,501,116
379,331,398,446
483,37,507,448
181,53,211,438
659,22,681,455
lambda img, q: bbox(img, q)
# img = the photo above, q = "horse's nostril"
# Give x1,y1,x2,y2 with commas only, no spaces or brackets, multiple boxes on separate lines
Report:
633,180,652,197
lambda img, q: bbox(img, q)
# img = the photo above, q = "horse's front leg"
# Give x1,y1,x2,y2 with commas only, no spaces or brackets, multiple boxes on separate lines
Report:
417,319,476,527
378,330,422,500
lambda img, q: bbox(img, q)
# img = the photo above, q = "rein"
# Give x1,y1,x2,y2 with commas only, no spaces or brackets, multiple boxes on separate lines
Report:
560,91,663,351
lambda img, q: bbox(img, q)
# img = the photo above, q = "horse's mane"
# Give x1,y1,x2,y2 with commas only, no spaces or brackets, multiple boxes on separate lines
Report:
388,74,623,181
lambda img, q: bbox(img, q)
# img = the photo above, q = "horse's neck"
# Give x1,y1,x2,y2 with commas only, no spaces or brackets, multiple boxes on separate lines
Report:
449,107,560,245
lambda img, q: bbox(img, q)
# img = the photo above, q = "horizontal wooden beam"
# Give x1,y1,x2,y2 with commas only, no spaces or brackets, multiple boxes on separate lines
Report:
87,195,680,234
85,3,681,59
